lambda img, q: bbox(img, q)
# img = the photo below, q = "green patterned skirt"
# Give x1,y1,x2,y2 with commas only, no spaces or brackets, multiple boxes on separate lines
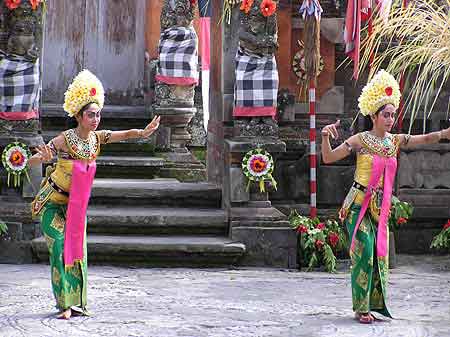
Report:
345,204,392,318
40,201,88,313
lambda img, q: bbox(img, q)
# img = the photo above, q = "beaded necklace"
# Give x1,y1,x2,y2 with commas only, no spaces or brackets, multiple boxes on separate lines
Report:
63,129,99,160
359,131,399,158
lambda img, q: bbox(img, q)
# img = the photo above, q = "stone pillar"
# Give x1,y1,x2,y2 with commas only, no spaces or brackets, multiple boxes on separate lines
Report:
153,0,199,166
0,1,45,263
209,2,296,268
224,138,297,268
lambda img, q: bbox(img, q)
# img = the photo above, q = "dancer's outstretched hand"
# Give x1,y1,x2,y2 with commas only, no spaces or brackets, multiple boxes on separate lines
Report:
142,115,160,138
441,127,450,140
322,120,340,139
36,144,54,163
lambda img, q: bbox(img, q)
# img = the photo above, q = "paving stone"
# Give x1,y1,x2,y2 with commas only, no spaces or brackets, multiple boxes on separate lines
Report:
0,255,449,337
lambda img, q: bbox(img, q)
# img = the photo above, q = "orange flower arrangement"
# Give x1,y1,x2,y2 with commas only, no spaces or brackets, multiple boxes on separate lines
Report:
260,0,276,17
5,0,21,10
240,0,254,14
30,0,43,10
5,0,43,11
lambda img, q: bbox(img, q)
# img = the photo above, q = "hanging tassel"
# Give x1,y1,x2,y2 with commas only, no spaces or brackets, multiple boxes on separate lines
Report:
304,14,321,85
246,179,252,192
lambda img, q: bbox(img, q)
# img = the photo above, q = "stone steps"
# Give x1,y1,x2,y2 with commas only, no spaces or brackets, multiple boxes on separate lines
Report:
86,206,227,236
33,104,232,267
94,156,164,179
32,235,245,267
90,178,221,208
41,130,157,157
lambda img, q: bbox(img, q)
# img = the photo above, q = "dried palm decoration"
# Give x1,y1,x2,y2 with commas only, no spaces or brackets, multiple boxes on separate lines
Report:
223,0,242,25
359,0,450,131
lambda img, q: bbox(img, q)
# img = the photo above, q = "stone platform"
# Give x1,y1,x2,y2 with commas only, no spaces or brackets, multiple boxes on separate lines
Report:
0,255,449,337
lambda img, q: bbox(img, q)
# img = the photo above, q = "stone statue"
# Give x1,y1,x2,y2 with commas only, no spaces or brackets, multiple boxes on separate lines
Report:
155,0,198,108
239,0,278,56
234,0,280,138
0,1,43,62
160,0,196,31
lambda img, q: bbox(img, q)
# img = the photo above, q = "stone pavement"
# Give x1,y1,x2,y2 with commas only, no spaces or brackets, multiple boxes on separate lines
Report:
0,255,449,337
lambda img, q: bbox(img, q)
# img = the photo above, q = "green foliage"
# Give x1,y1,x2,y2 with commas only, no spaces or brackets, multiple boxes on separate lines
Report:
431,220,450,250
289,211,347,273
388,196,413,232
0,221,7,235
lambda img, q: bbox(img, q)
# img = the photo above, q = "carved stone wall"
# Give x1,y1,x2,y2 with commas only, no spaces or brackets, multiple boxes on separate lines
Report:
397,144,450,253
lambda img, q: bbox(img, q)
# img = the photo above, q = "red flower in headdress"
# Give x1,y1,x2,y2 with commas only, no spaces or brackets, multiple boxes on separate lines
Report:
5,0,21,10
260,0,276,17
240,0,254,14
385,87,393,96
90,88,97,96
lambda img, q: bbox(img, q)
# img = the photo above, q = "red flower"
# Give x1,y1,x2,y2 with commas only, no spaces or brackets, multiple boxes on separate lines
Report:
315,239,324,250
260,0,276,17
385,87,393,96
29,0,42,10
444,220,450,230
397,217,407,225
328,232,340,248
9,150,25,167
250,155,268,173
240,0,254,14
316,222,325,230
297,225,308,234
5,0,21,10
90,88,97,96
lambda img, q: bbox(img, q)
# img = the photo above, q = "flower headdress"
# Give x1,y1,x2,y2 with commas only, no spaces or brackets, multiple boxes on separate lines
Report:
358,70,401,116
63,69,105,117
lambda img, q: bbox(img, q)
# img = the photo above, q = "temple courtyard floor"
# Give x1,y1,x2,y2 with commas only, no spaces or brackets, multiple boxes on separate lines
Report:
0,255,449,337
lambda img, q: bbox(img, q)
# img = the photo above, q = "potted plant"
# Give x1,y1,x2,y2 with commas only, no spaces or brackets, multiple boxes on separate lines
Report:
289,211,348,272
430,219,450,251
388,196,413,267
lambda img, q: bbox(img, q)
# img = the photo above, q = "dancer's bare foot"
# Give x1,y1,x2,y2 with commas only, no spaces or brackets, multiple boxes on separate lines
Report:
355,312,373,324
57,309,71,320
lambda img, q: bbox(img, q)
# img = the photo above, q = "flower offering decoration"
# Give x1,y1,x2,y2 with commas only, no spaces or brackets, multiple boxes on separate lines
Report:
1,142,32,188
242,148,277,193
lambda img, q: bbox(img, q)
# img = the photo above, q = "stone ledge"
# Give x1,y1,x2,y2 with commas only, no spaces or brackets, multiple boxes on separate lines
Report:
225,138,286,154
32,235,246,267
231,226,297,268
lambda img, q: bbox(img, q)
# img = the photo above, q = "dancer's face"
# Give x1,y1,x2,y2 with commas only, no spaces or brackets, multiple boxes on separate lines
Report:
372,104,396,132
77,103,101,131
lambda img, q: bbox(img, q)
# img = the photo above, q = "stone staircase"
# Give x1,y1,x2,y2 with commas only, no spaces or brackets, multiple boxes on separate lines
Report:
31,104,245,267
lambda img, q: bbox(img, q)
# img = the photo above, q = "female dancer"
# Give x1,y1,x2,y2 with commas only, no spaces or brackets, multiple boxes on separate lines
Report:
321,70,450,323
28,70,160,319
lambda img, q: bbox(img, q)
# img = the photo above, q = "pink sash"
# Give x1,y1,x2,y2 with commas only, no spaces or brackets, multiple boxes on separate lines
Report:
64,160,96,267
350,155,397,257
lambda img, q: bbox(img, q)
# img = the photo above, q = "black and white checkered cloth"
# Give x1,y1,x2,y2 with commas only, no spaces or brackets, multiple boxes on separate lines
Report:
0,57,40,112
234,46,279,116
157,27,198,82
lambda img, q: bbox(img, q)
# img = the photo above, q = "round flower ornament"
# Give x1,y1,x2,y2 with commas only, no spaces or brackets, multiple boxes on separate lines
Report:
242,148,277,192
2,142,32,188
